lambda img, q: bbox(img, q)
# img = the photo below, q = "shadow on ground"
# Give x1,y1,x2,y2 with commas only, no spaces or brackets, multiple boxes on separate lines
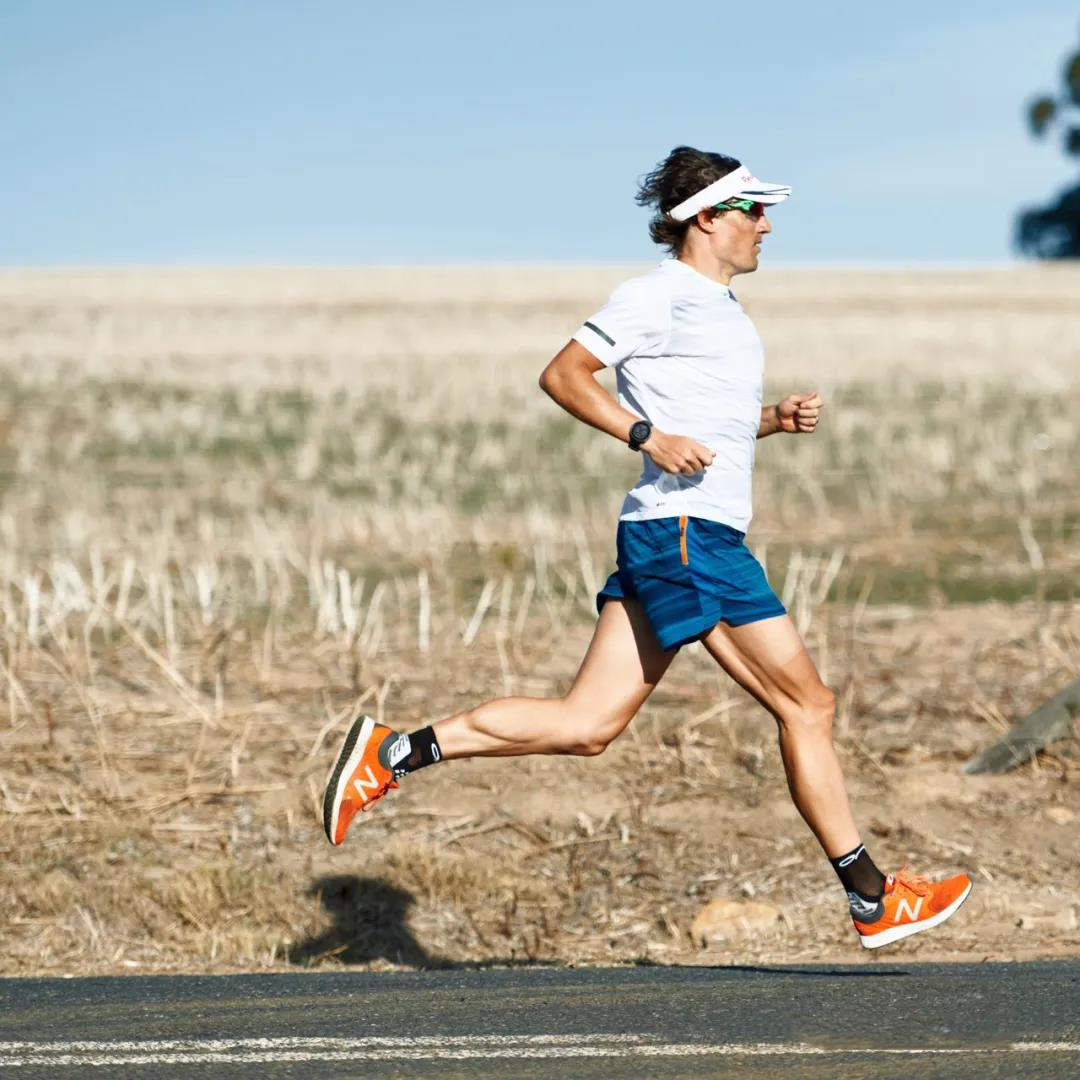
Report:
290,876,434,967
289,875,572,970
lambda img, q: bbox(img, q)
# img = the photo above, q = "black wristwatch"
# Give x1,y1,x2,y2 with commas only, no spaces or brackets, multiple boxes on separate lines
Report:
628,419,652,451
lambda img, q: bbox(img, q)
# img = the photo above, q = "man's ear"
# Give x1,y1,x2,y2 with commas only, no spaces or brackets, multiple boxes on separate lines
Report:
696,208,721,234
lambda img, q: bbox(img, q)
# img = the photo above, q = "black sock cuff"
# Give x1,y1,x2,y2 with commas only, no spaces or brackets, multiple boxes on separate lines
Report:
830,843,867,869
830,842,886,902
382,725,443,777
411,726,442,767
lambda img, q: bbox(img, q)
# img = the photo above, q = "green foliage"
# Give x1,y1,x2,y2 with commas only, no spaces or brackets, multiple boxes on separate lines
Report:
1028,96,1056,136
1026,37,1080,156
1018,33,1080,257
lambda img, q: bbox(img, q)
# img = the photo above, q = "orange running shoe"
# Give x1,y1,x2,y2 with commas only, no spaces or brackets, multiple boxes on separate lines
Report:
322,715,401,845
853,867,972,949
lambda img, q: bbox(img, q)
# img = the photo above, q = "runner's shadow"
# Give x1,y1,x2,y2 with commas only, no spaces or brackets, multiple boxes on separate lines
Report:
290,875,563,970
290,875,435,967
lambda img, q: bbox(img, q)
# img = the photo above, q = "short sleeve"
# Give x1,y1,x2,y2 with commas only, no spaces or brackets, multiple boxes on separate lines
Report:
571,276,670,367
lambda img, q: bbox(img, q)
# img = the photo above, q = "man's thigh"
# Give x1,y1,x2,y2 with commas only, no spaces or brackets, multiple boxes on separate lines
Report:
699,614,828,717
569,596,677,715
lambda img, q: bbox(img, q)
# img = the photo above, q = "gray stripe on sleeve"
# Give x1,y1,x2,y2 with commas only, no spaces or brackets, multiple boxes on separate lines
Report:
583,321,615,347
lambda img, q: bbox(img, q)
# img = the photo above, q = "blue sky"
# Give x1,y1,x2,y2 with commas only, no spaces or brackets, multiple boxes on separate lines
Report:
3,1,1078,264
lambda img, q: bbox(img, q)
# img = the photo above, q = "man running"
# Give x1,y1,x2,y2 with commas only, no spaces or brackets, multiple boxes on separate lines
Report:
323,146,972,949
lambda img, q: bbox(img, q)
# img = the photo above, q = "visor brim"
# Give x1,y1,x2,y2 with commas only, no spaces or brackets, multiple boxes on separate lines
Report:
728,181,791,205
669,167,792,222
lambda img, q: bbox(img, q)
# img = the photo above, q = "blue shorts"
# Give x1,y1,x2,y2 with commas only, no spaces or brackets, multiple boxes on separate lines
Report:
596,516,786,651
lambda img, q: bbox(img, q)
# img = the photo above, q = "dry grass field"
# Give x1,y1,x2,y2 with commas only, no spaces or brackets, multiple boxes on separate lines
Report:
0,264,1077,975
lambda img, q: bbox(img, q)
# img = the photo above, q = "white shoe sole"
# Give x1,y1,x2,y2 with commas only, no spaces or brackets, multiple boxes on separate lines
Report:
859,880,973,949
322,714,376,846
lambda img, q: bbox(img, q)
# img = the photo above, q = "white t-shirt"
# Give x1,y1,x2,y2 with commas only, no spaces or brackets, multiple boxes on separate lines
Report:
572,259,765,532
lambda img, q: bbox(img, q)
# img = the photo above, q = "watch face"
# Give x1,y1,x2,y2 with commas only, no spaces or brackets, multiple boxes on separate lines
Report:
630,421,651,444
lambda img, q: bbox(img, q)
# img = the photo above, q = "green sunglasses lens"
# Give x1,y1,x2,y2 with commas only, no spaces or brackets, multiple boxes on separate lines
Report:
713,199,765,218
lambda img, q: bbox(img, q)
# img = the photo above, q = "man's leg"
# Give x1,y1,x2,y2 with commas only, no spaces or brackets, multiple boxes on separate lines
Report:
433,596,677,758
323,597,677,844
700,614,972,947
699,613,860,858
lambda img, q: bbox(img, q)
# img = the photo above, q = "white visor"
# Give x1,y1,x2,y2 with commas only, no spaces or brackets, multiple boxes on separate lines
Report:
669,165,792,222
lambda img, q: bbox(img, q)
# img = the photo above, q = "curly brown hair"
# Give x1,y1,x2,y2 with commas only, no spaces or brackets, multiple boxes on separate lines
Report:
635,146,742,254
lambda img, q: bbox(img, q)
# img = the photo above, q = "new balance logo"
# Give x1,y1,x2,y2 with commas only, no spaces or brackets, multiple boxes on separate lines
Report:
385,734,412,768
847,891,880,918
352,766,381,802
896,896,924,922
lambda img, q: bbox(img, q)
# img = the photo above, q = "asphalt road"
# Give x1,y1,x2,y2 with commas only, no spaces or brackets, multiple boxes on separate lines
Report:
0,963,1077,1078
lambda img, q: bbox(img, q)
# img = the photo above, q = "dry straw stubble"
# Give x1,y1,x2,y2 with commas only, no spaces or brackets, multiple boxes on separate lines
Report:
0,265,1078,973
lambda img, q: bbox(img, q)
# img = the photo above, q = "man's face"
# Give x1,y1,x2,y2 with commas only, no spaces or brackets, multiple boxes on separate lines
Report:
709,203,773,276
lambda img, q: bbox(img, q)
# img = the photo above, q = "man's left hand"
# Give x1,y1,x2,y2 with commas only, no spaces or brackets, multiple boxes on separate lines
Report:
777,392,823,434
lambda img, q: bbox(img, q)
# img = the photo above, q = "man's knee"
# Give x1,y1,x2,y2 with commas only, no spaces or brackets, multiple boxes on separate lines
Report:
558,707,630,756
777,684,836,739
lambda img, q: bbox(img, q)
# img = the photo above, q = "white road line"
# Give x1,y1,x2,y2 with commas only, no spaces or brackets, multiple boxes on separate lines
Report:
0,1036,1076,1067
0,1035,644,1053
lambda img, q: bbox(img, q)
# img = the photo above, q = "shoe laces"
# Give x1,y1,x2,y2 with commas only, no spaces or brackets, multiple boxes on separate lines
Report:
889,866,931,897
359,778,399,813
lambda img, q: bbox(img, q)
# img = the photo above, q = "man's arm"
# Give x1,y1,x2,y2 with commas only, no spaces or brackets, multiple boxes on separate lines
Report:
757,403,783,438
538,341,715,475
758,392,824,438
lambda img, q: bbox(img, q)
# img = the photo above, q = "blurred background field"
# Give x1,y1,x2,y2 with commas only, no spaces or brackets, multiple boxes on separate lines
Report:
1,265,1078,974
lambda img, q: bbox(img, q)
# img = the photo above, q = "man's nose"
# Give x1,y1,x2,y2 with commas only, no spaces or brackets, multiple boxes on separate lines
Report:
758,215,772,234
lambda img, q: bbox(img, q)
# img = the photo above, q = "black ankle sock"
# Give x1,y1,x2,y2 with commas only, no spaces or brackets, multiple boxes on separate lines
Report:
378,726,442,778
830,843,886,912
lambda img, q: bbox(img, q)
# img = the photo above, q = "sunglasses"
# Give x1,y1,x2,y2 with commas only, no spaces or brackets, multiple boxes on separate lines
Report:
712,198,767,220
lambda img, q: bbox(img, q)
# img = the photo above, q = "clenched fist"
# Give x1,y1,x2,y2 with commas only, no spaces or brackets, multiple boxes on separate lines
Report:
642,431,716,475
777,392,824,434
